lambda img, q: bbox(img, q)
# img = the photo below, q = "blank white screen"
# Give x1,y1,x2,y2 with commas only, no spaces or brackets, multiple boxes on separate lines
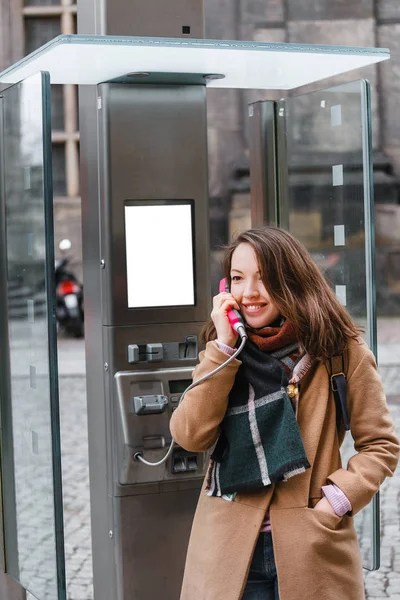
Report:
124,203,195,308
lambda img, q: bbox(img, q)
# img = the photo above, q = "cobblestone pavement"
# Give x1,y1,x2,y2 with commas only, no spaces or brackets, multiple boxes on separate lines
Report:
56,319,400,600
59,376,92,600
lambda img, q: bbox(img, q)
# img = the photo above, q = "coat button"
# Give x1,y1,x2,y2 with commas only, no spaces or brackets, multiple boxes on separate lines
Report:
286,384,298,398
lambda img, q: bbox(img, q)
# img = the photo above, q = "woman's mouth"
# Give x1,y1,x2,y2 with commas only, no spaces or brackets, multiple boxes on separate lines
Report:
242,304,267,314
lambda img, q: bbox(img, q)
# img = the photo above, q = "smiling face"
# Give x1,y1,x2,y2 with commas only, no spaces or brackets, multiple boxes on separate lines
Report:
230,242,281,329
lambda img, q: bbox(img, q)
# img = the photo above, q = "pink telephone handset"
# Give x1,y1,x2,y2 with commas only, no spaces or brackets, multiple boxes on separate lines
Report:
219,278,247,340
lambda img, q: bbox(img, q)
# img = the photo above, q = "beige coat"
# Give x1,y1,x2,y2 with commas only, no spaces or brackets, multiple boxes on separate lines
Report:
170,338,400,600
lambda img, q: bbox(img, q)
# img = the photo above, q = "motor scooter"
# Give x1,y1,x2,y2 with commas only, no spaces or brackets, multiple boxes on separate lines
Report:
55,239,84,337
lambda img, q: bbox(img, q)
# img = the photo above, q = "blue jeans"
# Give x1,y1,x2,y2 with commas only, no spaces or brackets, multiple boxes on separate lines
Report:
241,532,279,600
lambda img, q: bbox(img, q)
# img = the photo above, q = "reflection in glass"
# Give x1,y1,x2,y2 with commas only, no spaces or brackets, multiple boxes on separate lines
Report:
1,73,65,599
279,80,378,569
24,17,61,55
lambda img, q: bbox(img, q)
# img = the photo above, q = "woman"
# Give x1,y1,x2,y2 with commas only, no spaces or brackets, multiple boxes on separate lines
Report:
170,226,399,600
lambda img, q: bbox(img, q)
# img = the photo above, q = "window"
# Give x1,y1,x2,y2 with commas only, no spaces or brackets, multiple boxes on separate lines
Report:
24,1,79,199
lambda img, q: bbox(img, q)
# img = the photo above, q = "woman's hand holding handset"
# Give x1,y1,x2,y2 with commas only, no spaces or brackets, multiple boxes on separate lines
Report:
211,284,240,349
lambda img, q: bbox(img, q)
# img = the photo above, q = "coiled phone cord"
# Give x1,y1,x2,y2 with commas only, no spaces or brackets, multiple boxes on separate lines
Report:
134,333,248,467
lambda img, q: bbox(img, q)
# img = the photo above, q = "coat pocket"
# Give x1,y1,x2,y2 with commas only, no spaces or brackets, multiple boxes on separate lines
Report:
270,507,364,600
305,506,343,530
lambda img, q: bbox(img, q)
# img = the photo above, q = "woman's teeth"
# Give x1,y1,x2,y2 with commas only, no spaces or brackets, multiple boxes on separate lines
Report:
245,305,265,311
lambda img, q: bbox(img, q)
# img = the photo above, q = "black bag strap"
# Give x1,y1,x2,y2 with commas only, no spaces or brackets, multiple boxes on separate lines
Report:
326,353,350,432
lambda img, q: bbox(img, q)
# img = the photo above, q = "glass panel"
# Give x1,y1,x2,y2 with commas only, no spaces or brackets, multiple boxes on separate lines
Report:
208,191,251,296
0,34,390,87
51,85,64,130
278,80,378,570
52,144,66,196
24,18,61,55
0,72,66,599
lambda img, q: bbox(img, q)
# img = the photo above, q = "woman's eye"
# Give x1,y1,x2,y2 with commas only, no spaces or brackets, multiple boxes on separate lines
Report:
231,276,241,282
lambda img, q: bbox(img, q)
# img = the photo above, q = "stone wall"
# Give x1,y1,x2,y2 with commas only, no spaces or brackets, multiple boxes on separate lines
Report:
0,0,23,72
205,0,400,184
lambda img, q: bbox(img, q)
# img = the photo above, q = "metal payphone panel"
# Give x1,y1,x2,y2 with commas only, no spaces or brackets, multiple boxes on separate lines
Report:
115,489,200,600
115,367,208,485
81,79,210,600
97,83,210,327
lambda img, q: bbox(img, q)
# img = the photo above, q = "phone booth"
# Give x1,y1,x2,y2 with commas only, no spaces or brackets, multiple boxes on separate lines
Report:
0,19,387,600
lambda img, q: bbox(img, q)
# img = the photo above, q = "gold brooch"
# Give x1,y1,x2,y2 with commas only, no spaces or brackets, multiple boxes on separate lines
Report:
286,384,298,398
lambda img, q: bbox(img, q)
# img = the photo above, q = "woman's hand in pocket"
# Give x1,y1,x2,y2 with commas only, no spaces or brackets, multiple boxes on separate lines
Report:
313,496,337,516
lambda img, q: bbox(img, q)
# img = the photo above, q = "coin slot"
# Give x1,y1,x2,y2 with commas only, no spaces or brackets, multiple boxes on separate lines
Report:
172,449,198,474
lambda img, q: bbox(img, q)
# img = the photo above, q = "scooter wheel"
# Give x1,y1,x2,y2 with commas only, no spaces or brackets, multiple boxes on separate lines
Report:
68,319,84,338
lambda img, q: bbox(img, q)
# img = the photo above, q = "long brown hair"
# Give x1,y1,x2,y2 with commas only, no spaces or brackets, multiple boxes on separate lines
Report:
201,226,361,360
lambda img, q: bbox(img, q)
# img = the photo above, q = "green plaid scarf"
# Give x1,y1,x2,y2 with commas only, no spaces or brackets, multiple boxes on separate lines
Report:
206,322,311,498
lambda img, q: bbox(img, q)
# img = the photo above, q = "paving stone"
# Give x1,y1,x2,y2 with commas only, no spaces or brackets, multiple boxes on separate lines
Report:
382,525,400,536
67,584,91,600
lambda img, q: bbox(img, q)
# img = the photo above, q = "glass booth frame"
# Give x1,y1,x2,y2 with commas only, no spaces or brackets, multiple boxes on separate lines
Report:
0,33,387,600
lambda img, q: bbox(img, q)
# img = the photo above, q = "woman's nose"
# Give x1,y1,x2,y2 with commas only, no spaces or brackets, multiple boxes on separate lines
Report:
243,282,259,298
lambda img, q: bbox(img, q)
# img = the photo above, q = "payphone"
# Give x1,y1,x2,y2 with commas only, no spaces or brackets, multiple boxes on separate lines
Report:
79,80,213,599
79,71,252,596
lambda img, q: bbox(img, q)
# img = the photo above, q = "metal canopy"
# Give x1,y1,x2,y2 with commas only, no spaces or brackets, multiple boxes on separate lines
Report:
0,34,390,89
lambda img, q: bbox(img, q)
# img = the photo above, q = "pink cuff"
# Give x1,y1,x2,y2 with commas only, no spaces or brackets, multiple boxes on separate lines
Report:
215,340,236,356
322,484,352,517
